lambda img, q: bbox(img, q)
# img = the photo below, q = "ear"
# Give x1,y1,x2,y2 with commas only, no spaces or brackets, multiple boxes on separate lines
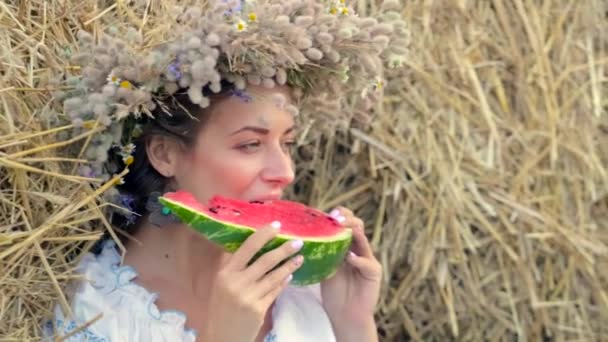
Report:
146,135,182,178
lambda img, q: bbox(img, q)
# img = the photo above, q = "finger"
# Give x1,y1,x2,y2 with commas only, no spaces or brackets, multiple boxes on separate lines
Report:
256,254,304,299
260,274,292,309
349,222,375,258
244,238,304,282
227,222,281,271
346,251,382,281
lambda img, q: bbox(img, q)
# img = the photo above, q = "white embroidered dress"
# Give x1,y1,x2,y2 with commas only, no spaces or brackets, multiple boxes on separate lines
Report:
43,240,336,342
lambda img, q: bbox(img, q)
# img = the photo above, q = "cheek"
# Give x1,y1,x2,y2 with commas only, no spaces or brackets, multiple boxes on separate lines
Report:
178,148,261,201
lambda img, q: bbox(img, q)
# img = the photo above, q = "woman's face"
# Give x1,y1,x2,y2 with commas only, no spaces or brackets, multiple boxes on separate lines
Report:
172,85,297,204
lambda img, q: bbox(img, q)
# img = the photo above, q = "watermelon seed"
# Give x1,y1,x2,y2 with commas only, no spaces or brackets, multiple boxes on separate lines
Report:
209,207,219,214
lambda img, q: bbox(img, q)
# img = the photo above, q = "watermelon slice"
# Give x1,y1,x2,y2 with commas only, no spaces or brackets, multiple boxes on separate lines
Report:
158,190,353,285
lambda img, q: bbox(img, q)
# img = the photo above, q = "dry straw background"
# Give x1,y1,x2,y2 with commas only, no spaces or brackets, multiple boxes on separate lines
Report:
1,0,607,341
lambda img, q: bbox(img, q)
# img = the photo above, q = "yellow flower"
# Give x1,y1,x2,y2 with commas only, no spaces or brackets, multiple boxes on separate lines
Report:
119,80,133,89
236,20,247,32
82,120,96,129
248,12,257,22
340,7,349,15
131,125,143,138
373,79,385,91
329,6,338,15
340,0,346,3
123,155,134,166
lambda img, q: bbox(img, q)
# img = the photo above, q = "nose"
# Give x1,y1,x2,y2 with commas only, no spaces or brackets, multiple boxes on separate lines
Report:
262,144,295,187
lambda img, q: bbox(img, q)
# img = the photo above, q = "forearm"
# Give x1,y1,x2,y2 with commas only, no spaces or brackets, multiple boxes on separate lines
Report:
330,315,379,342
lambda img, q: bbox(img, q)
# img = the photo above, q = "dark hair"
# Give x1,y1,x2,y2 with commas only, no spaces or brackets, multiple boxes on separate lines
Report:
94,81,236,252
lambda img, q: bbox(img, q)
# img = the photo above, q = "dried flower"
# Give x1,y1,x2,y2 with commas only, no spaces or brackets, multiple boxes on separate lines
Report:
262,78,275,88
305,48,323,61
248,12,257,22
275,68,287,85
295,16,314,27
285,104,300,116
371,23,394,36
296,37,313,50
247,74,262,86
188,85,204,104
206,33,221,46
272,93,287,108
316,32,334,45
261,66,276,78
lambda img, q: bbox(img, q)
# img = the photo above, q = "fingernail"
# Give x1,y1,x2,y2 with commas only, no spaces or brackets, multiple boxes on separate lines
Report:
294,255,304,266
336,215,346,223
270,221,281,231
349,251,357,258
329,209,341,218
284,274,293,284
291,240,304,250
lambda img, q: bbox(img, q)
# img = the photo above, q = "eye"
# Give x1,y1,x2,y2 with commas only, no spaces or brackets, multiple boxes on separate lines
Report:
236,140,261,153
282,140,296,152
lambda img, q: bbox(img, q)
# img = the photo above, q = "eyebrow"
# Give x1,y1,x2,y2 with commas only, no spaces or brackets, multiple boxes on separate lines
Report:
229,125,296,136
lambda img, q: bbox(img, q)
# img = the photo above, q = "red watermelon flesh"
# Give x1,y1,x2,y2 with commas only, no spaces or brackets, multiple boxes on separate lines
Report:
165,190,344,238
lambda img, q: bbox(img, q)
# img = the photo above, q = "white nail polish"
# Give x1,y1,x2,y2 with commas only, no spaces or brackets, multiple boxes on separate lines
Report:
329,209,340,218
337,215,346,223
271,221,281,230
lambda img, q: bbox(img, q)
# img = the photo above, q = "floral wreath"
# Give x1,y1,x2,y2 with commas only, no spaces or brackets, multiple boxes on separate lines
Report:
52,0,410,224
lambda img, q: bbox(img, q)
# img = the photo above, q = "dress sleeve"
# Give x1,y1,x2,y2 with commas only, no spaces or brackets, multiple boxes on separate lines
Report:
41,240,197,342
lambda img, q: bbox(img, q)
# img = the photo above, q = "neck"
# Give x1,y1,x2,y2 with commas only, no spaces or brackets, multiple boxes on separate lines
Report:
123,217,226,297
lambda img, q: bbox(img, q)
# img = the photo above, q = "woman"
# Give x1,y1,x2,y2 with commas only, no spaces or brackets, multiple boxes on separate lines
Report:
43,1,408,340
45,83,382,342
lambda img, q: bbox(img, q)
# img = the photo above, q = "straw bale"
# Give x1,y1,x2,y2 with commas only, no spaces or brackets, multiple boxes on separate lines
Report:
1,0,607,341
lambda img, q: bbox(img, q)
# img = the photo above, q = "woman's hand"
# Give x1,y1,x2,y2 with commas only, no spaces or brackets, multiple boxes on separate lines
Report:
202,224,304,342
321,207,383,342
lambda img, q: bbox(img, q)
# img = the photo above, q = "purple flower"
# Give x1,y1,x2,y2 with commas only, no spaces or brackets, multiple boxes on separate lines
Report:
80,166,96,178
229,89,253,102
167,61,182,80
222,0,243,15
118,193,136,212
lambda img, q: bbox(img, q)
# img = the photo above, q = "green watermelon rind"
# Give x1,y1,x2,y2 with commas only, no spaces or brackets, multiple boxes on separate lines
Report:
158,196,353,286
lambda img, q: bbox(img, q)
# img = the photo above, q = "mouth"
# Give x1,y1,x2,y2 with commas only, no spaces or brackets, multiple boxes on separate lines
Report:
250,194,282,202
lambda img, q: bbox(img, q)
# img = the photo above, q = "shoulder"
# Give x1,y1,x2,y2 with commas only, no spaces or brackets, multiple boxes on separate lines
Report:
42,240,197,342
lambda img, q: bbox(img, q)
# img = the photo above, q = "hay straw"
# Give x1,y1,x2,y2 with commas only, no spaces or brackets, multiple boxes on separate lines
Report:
1,0,607,341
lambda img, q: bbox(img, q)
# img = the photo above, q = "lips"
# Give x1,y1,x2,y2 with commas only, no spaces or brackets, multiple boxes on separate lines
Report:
251,194,282,202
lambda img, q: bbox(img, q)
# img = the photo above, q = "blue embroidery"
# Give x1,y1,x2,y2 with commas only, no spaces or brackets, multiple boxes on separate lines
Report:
264,331,278,342
45,318,108,342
